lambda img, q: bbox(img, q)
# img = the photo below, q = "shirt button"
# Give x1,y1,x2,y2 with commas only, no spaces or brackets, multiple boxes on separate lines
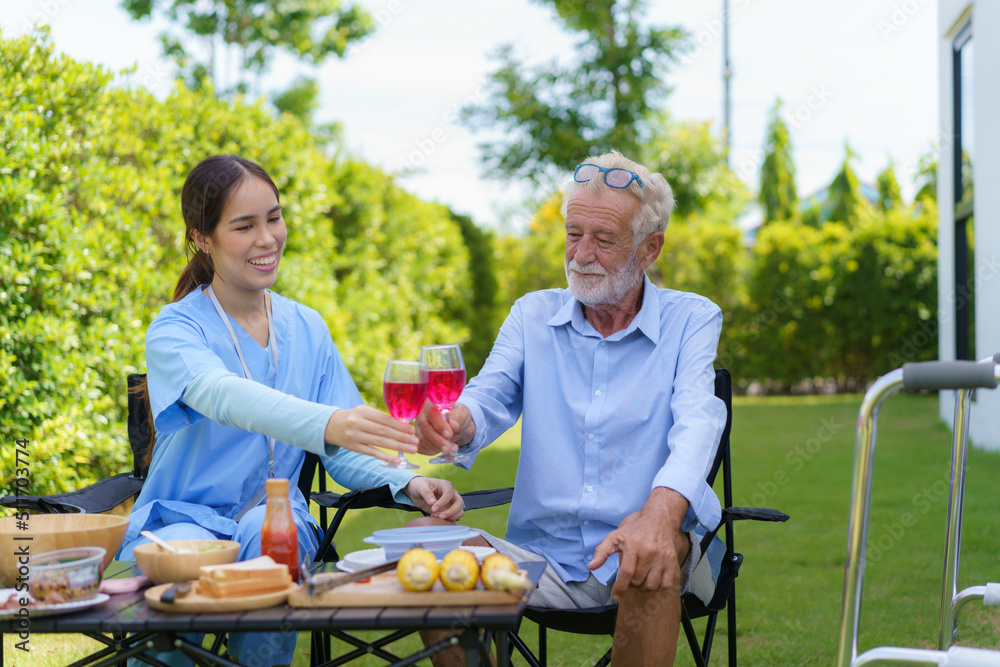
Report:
595,390,602,397
584,520,590,526
600,341,607,347
587,485,593,492
588,433,594,440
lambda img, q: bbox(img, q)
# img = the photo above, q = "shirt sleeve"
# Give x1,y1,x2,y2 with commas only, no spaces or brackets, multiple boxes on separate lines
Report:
180,367,338,457
145,307,231,435
310,330,418,504
652,303,727,532
453,301,526,467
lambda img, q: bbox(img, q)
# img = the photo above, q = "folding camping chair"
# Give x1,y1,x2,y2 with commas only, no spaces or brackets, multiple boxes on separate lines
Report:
307,368,789,667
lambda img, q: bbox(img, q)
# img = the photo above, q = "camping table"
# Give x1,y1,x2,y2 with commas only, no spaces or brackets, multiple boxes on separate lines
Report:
1,560,544,666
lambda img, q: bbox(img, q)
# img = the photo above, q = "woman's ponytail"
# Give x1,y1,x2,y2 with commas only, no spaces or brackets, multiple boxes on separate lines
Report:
138,154,280,472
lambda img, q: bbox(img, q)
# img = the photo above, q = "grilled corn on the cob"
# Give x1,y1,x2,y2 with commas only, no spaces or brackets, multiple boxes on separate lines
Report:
397,548,439,592
439,549,480,591
480,552,531,593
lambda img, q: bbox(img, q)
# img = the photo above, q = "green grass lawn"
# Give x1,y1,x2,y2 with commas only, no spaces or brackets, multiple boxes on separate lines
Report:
9,393,1000,665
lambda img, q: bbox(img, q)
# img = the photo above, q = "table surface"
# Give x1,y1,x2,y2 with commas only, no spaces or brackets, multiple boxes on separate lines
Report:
2,560,543,635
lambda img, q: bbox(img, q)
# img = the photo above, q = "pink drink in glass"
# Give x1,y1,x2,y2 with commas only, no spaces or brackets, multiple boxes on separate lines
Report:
383,380,429,423
427,368,466,411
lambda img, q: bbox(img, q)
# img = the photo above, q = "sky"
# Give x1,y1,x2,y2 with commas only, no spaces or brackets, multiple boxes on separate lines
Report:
1,0,939,231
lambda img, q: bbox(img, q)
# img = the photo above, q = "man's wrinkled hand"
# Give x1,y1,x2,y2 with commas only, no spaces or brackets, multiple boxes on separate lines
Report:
588,487,689,602
413,401,474,457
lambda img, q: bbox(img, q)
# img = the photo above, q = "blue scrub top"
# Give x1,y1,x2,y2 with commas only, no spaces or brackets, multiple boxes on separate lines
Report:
123,287,409,549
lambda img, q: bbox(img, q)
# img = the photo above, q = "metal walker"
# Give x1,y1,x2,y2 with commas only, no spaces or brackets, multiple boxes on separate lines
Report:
837,356,1000,667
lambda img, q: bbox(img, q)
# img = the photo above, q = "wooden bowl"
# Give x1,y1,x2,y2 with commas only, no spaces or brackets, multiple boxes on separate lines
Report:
133,540,241,584
0,514,129,587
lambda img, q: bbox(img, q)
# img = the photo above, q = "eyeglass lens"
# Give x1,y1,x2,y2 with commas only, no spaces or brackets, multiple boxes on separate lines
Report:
574,164,637,189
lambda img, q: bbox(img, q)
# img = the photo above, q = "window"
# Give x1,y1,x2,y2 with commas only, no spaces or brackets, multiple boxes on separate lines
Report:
952,22,974,361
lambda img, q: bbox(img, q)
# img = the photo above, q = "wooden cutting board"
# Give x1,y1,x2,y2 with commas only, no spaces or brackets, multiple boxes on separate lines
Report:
145,581,297,613
287,571,528,608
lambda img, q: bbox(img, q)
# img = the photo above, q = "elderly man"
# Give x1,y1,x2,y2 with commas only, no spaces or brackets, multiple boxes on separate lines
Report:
415,151,727,666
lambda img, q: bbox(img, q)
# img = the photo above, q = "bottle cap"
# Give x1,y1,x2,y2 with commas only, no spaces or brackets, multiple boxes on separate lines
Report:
265,478,289,495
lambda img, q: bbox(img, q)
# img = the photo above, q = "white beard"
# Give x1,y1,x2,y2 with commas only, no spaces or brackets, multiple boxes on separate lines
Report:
566,250,643,307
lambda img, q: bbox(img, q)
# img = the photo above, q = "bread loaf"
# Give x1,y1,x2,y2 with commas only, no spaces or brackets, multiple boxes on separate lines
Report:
197,555,293,598
200,555,288,581
198,572,292,598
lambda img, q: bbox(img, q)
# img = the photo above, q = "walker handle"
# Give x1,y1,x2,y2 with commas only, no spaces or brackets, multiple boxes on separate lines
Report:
902,361,998,391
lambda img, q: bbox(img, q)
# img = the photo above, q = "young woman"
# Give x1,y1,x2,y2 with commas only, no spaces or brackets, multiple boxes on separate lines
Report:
119,155,464,667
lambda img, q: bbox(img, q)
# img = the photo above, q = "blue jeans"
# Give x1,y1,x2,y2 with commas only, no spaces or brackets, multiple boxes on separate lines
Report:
119,506,320,667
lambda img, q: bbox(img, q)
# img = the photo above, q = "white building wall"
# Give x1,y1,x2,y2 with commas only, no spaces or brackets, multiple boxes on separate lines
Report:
938,1,1000,449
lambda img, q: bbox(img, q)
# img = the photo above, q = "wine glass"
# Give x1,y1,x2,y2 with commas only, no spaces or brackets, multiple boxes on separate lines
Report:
420,344,472,465
382,360,427,470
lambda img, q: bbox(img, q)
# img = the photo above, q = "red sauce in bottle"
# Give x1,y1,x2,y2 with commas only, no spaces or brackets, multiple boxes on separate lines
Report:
261,478,299,583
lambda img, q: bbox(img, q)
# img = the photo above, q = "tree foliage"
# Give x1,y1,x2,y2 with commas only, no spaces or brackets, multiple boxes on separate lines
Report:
825,143,867,225
736,202,938,389
758,99,798,224
875,161,903,212
460,0,685,186
121,0,374,97
642,117,750,219
0,30,470,498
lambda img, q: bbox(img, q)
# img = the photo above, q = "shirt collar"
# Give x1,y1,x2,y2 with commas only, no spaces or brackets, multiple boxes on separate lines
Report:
547,274,661,344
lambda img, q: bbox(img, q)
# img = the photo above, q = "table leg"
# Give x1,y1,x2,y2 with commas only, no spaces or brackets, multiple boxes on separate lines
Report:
457,628,482,666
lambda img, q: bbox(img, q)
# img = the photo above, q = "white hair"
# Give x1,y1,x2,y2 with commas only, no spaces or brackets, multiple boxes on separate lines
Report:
560,150,675,245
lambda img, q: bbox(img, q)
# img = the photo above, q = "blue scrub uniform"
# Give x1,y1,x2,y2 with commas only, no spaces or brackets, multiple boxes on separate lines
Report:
120,287,415,667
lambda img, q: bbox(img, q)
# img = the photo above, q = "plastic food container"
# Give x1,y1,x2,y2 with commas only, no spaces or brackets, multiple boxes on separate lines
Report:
29,547,106,604
364,526,473,559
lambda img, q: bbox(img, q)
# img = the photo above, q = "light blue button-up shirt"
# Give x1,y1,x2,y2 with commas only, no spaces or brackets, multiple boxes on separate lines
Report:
457,274,727,584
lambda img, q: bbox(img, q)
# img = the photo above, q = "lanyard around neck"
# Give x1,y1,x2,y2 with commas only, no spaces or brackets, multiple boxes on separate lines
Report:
206,284,279,477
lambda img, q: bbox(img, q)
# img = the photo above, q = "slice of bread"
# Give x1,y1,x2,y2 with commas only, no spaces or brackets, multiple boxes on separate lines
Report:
200,556,289,581
198,572,293,599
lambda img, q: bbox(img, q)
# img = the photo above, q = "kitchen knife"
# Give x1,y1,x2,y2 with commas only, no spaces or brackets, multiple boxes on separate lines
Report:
305,560,400,596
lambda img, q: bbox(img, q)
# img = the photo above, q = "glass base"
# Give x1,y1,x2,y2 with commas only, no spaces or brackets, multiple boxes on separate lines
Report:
428,451,473,465
382,454,420,470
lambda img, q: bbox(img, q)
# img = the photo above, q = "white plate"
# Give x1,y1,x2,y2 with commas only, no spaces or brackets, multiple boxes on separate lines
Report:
0,591,110,620
335,546,497,573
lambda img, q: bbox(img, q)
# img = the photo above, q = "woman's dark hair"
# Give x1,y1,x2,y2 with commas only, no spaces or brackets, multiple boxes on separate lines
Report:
135,155,280,470
173,154,280,301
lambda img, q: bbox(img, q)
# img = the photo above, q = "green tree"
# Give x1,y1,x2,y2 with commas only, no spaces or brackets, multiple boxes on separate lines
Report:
758,99,798,224
913,151,937,204
642,116,750,219
825,143,866,225
461,0,685,185
121,0,374,97
0,30,472,499
450,211,501,376
875,161,903,212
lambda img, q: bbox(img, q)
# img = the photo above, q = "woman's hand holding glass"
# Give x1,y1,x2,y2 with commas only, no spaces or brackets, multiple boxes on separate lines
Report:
324,405,419,464
381,360,428,470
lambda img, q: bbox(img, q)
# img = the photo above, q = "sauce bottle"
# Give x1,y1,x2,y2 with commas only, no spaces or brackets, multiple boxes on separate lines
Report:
261,477,299,583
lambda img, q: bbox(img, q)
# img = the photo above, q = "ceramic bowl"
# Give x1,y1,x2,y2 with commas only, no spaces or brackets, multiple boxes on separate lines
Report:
0,513,129,588
132,539,241,584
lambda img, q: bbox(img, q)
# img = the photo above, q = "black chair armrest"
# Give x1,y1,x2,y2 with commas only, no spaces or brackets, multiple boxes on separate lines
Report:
462,487,514,511
0,473,143,514
311,486,417,513
721,506,790,523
